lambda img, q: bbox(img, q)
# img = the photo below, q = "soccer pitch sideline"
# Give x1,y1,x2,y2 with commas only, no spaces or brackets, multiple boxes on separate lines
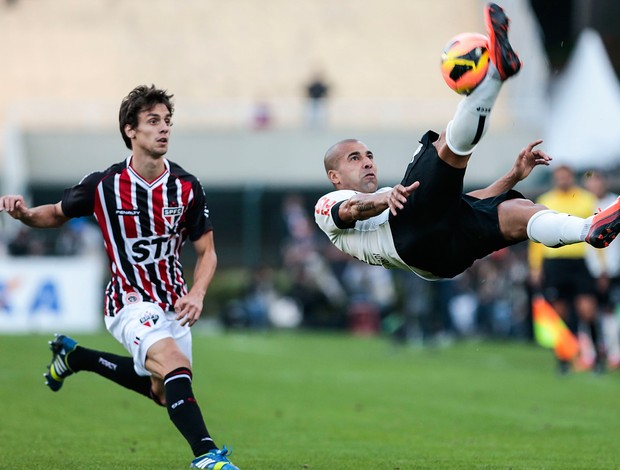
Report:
1,331,619,470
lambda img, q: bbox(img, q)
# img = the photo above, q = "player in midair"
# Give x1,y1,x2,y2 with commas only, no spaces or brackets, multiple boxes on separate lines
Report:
315,3,620,281
0,85,239,470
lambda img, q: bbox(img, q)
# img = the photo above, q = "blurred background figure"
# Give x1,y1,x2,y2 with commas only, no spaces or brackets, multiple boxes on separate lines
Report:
583,170,620,369
251,99,273,131
304,71,330,129
472,248,530,339
7,226,46,256
340,260,397,336
54,218,102,257
281,194,346,328
528,165,604,374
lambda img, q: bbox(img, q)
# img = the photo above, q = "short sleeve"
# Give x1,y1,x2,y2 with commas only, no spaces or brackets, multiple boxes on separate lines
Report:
184,179,213,241
61,171,105,218
314,190,357,236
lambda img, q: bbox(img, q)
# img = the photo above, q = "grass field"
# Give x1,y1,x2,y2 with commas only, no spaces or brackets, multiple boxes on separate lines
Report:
1,330,620,469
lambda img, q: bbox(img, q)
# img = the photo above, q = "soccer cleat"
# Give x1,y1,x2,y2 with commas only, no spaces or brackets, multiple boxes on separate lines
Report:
484,2,521,80
44,334,78,392
585,197,620,248
190,447,239,469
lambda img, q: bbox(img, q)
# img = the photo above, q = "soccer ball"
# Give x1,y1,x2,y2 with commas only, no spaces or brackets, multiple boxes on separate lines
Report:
441,32,490,95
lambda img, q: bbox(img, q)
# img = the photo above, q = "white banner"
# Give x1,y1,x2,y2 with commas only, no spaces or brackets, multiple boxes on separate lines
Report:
0,256,104,333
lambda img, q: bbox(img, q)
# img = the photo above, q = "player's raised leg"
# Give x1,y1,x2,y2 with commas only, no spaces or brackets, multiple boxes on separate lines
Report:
484,2,521,80
444,2,520,162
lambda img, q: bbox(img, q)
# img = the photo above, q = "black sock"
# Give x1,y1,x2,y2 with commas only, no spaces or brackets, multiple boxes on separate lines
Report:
164,367,217,457
66,346,154,400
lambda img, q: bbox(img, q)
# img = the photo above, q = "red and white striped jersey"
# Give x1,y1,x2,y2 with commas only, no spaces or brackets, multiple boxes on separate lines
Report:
61,156,213,317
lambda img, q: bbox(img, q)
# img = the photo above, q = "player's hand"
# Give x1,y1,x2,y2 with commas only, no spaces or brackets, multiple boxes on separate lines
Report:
388,182,420,216
0,194,30,219
174,292,204,327
512,140,551,182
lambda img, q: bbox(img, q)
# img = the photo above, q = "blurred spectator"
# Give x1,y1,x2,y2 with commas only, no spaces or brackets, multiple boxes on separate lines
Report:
305,71,330,128
243,266,273,329
4,218,102,257
224,266,296,330
583,170,620,368
281,194,345,327
529,165,604,373
394,271,455,346
448,273,479,338
7,226,46,256
252,100,272,131
474,252,510,336
340,260,397,335
54,217,102,256
472,247,531,338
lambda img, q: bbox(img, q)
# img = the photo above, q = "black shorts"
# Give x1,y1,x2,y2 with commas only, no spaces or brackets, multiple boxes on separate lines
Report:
389,130,523,278
542,258,597,300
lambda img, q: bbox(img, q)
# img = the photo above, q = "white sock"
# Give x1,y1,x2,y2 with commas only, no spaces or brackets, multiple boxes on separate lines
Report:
446,64,502,156
527,209,592,247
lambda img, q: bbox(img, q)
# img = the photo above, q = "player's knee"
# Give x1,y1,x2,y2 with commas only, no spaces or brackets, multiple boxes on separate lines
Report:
498,199,545,241
146,338,191,378
435,130,470,169
158,351,191,377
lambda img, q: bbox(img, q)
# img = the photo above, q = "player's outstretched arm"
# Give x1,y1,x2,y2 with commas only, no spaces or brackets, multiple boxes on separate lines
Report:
174,230,217,327
467,140,551,199
338,182,420,223
0,195,68,228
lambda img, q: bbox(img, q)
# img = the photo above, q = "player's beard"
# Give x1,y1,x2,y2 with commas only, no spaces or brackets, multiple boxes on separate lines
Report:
149,145,168,159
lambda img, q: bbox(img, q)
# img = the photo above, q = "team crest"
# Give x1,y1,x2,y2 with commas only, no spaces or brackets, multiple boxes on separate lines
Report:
124,292,142,304
163,206,183,228
139,312,160,327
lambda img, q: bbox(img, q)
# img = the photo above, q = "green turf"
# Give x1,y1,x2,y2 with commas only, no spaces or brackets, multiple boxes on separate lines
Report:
1,331,619,469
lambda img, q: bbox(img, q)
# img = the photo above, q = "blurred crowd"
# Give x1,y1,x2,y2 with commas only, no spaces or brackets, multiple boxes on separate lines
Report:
0,217,102,257
268,194,534,344
3,169,620,376
226,172,620,375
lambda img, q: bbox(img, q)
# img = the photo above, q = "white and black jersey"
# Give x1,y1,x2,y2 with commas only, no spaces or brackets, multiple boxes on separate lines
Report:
314,188,439,280
61,156,213,317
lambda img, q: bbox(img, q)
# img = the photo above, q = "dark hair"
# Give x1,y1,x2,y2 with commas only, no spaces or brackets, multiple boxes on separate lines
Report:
119,85,174,149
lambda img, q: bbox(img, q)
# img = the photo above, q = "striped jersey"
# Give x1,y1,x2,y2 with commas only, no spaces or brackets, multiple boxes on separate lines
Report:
61,156,213,317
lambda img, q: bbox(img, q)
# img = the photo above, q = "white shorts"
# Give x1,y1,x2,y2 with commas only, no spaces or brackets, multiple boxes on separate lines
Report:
104,302,192,376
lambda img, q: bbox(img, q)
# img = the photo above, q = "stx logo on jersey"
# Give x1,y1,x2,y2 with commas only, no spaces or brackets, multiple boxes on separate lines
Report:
139,312,159,327
129,236,174,263
163,206,183,228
